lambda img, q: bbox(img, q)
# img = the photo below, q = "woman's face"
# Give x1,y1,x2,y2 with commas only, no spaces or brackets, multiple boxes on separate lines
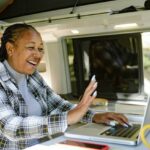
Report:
7,30,44,75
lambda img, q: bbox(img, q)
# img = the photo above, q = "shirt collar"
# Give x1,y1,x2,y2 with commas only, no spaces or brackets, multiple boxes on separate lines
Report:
3,60,26,83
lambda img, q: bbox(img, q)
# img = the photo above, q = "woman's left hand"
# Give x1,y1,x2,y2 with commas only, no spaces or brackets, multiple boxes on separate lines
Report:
92,112,128,126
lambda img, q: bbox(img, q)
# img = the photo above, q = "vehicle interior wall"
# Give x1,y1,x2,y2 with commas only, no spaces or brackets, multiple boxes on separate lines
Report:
0,0,150,99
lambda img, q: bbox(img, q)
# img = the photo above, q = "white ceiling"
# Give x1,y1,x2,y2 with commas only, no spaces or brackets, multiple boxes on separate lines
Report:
0,0,148,42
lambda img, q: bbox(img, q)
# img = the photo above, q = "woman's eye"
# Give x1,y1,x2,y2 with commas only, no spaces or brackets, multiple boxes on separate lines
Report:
27,47,35,50
26,46,44,53
38,48,44,53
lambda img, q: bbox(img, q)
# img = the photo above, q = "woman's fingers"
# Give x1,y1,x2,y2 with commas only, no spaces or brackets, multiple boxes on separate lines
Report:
79,74,98,106
114,113,128,123
84,75,96,93
93,112,128,126
83,81,98,100
107,113,128,125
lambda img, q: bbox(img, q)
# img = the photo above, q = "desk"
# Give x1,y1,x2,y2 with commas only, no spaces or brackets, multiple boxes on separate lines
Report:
25,103,148,150
24,133,149,150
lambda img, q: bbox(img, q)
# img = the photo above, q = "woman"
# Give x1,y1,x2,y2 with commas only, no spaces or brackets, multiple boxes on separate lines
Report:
0,23,128,150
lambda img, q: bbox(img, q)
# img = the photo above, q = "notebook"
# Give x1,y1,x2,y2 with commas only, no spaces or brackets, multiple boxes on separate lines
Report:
65,97,150,146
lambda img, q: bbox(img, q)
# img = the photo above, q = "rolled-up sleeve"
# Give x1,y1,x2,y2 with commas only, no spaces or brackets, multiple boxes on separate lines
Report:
47,112,68,135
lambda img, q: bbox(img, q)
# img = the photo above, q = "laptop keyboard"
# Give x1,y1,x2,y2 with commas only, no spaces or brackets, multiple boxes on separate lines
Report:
101,124,141,138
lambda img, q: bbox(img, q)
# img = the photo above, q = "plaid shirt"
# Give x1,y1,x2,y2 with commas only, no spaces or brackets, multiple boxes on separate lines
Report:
0,62,94,150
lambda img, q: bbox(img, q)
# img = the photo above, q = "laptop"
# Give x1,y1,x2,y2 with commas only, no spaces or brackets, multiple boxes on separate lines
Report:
65,97,150,145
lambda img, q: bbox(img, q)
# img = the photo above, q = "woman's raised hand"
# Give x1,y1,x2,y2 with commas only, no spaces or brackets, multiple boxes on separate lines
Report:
67,75,97,125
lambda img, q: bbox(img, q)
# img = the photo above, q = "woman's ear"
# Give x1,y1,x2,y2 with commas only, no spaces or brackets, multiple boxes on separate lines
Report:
6,42,14,56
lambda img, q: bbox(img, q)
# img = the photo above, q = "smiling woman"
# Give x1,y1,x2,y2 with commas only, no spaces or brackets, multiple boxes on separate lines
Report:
0,23,128,150
0,23,43,74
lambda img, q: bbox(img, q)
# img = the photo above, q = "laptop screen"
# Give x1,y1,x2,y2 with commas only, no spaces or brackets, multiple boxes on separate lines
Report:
66,33,144,100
